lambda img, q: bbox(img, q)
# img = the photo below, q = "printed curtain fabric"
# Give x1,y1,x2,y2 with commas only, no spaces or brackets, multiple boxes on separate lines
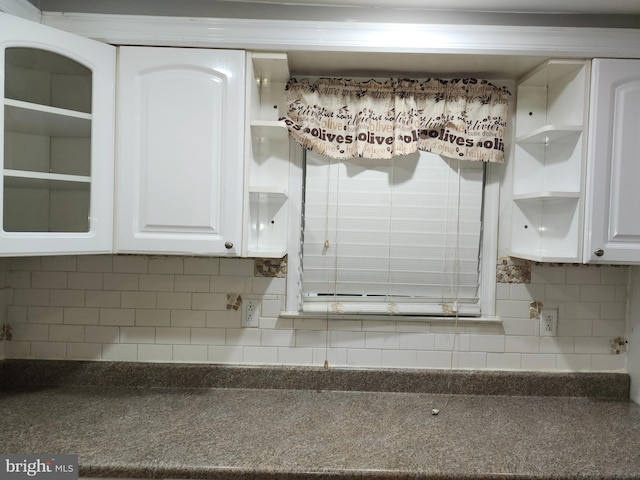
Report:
281,77,511,162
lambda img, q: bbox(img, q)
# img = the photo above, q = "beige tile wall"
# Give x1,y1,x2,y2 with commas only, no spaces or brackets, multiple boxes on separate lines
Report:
0,255,629,372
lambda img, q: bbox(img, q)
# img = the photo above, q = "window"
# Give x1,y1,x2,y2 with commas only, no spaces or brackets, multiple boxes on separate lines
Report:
284,146,499,319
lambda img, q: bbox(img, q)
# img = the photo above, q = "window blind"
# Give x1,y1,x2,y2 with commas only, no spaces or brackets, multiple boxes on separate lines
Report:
301,150,485,316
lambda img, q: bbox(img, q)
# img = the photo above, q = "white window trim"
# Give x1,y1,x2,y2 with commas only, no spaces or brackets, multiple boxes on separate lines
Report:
284,142,500,323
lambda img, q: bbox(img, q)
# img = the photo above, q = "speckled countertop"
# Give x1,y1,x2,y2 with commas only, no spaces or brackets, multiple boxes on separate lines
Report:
1,360,639,480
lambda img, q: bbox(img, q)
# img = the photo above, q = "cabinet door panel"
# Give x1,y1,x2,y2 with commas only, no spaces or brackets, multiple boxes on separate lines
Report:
585,59,640,263
116,47,244,255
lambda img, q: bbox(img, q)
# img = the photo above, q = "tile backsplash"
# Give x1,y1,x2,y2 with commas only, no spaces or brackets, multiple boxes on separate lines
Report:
0,255,629,372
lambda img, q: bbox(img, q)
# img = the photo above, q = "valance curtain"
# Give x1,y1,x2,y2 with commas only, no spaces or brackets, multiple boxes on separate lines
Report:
281,77,511,162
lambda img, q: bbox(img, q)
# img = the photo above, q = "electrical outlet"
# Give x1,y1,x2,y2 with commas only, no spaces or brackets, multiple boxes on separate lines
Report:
540,308,558,337
242,299,260,328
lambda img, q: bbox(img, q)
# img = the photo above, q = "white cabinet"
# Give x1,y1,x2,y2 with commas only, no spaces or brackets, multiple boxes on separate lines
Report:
243,52,291,257
0,13,115,256
510,59,590,262
116,47,245,256
584,59,640,264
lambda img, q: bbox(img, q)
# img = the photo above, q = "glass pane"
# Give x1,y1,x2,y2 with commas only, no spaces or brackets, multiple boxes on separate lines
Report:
3,177,90,232
5,47,92,113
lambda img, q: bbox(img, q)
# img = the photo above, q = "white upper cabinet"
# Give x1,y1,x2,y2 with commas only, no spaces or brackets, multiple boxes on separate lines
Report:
584,59,640,264
116,47,245,256
0,13,115,256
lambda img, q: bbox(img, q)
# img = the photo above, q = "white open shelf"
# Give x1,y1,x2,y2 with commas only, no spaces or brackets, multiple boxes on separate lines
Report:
4,99,91,137
515,125,582,144
250,120,289,140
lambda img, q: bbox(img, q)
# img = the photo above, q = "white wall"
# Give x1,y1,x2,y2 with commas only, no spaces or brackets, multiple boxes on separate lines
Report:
628,267,640,402
0,254,628,371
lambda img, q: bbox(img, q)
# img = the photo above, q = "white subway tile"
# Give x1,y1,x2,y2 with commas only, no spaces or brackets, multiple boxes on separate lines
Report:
103,273,139,291
434,333,470,351
49,325,84,342
600,302,626,321
566,266,601,285
85,291,121,308
192,293,226,310
278,346,314,365
219,258,254,276
7,257,41,271
27,306,63,324
555,354,591,371
469,334,505,353
138,344,173,362
66,342,102,360
205,310,241,328
148,256,184,274
102,343,138,361
531,265,566,285
395,321,430,333
84,326,119,343
557,318,593,337
381,349,417,368
495,300,530,318
170,309,206,327
521,353,556,370
41,256,76,272
30,341,66,359
416,350,454,369
12,289,49,306
261,329,295,347
575,337,612,355
63,307,99,325
593,319,626,337
590,354,626,372
251,277,287,295
7,306,27,324
208,345,244,363
139,274,174,292
600,266,629,285
243,346,278,364
68,272,103,290
562,302,601,320
113,255,148,273
7,270,30,289
615,286,627,302
451,352,487,369
12,323,49,341
135,309,171,327
210,276,249,293
99,308,135,326
465,324,501,335
486,353,522,370
226,328,261,346
347,348,382,367
544,284,580,302
505,336,540,353
539,337,575,354
120,326,155,344
173,345,208,362
175,275,210,293
362,320,397,332
365,332,400,349
293,318,327,331
261,297,283,319
398,332,435,351
259,316,293,329
496,283,510,300
4,341,30,358
330,330,365,348
509,284,545,301
121,291,157,309
295,330,327,348
184,257,220,275
49,289,85,307
501,317,537,336
156,327,190,344
191,328,225,345
76,255,112,273
580,285,617,303
156,292,192,310
312,347,347,367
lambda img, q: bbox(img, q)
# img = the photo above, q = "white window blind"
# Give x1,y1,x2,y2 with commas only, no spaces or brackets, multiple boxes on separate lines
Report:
301,150,485,316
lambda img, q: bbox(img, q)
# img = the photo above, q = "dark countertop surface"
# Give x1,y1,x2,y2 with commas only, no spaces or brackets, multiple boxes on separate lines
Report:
0,360,638,480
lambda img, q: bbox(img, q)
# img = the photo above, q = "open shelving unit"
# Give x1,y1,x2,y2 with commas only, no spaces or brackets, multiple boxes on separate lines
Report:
243,52,291,258
510,59,591,262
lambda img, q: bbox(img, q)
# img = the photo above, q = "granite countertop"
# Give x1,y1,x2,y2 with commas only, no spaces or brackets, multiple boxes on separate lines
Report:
1,360,639,480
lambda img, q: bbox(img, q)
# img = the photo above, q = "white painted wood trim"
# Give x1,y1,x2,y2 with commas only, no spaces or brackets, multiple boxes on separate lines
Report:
41,12,640,59
0,0,41,22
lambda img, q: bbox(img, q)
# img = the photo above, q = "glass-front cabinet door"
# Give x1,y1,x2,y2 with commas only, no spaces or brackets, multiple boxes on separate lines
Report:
0,13,115,255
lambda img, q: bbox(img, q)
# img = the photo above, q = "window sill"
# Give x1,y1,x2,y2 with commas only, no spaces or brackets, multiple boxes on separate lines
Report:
279,310,502,324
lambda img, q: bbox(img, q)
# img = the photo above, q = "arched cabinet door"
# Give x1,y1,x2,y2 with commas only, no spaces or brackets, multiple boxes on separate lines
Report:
0,13,115,255
115,47,245,256
585,59,640,264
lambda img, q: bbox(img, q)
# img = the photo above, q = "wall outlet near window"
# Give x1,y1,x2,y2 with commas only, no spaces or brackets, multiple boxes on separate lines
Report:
242,299,260,328
540,308,558,337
